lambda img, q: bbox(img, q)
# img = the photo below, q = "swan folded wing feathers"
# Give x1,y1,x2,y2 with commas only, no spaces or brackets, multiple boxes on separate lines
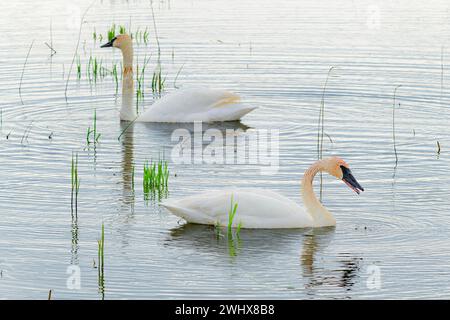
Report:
212,92,241,108
162,189,314,228
139,88,256,122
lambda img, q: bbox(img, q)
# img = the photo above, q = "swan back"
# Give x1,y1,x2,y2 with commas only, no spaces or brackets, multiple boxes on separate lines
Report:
162,189,315,229
137,88,257,122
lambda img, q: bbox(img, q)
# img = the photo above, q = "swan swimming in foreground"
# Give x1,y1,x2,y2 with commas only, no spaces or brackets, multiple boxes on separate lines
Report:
101,34,257,122
161,157,364,228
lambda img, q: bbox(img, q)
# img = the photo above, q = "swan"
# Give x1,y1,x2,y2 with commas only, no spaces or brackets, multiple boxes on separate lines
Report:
101,34,257,122
161,157,364,228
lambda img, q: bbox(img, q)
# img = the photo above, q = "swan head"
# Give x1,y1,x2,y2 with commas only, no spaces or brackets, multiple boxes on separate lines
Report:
322,157,364,194
100,34,132,51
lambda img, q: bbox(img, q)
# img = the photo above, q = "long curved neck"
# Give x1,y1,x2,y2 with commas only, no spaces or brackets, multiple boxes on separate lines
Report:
120,45,137,121
301,160,336,227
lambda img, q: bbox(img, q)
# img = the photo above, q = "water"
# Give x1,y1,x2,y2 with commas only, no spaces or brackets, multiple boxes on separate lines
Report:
1,0,450,299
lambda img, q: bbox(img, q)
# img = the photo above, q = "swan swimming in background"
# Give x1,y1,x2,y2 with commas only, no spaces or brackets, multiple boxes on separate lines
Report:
161,157,364,228
101,34,257,122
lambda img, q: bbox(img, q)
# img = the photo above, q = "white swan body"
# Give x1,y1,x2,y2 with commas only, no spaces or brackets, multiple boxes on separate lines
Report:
136,88,257,122
162,157,364,229
101,35,257,122
162,188,314,229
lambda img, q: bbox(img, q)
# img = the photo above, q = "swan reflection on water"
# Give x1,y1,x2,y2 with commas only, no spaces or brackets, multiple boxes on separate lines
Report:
167,224,362,294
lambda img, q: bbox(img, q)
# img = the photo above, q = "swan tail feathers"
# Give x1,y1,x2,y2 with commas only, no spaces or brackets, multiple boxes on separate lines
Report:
208,105,258,121
161,202,212,225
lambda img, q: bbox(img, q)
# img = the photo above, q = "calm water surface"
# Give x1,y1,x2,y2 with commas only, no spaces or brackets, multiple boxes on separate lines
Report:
1,0,450,299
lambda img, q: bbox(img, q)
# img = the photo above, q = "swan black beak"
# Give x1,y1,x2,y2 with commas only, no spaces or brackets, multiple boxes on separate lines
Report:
100,37,116,48
341,166,364,195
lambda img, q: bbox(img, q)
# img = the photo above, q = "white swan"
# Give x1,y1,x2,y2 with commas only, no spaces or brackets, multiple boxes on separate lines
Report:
161,157,364,228
101,34,257,122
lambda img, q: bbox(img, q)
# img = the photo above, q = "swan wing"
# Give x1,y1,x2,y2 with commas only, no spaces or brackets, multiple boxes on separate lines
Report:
137,88,257,122
161,189,314,229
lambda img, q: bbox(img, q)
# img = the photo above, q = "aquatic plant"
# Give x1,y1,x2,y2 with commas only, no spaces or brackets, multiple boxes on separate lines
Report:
143,159,169,200
108,24,116,41
149,1,165,96
97,223,105,299
112,63,119,93
227,196,239,237
20,122,33,144
392,85,401,167
131,164,135,191
71,152,80,214
76,55,81,79
136,56,151,105
173,63,184,89
151,63,165,95
64,2,95,101
86,109,101,145
317,67,334,200
45,19,56,57
143,27,150,44
19,40,34,105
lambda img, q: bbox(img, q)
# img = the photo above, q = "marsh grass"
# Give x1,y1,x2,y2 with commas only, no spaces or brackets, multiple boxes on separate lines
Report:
19,40,34,105
143,159,169,200
97,223,105,299
108,24,116,41
227,195,239,237
214,196,242,241
20,122,33,145
86,109,101,145
227,196,242,257
317,67,334,201
173,63,185,89
152,63,166,95
392,85,401,168
136,56,152,109
76,56,81,79
71,152,80,214
65,1,95,101
112,63,119,93
131,164,135,192
131,27,150,45
150,0,165,96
